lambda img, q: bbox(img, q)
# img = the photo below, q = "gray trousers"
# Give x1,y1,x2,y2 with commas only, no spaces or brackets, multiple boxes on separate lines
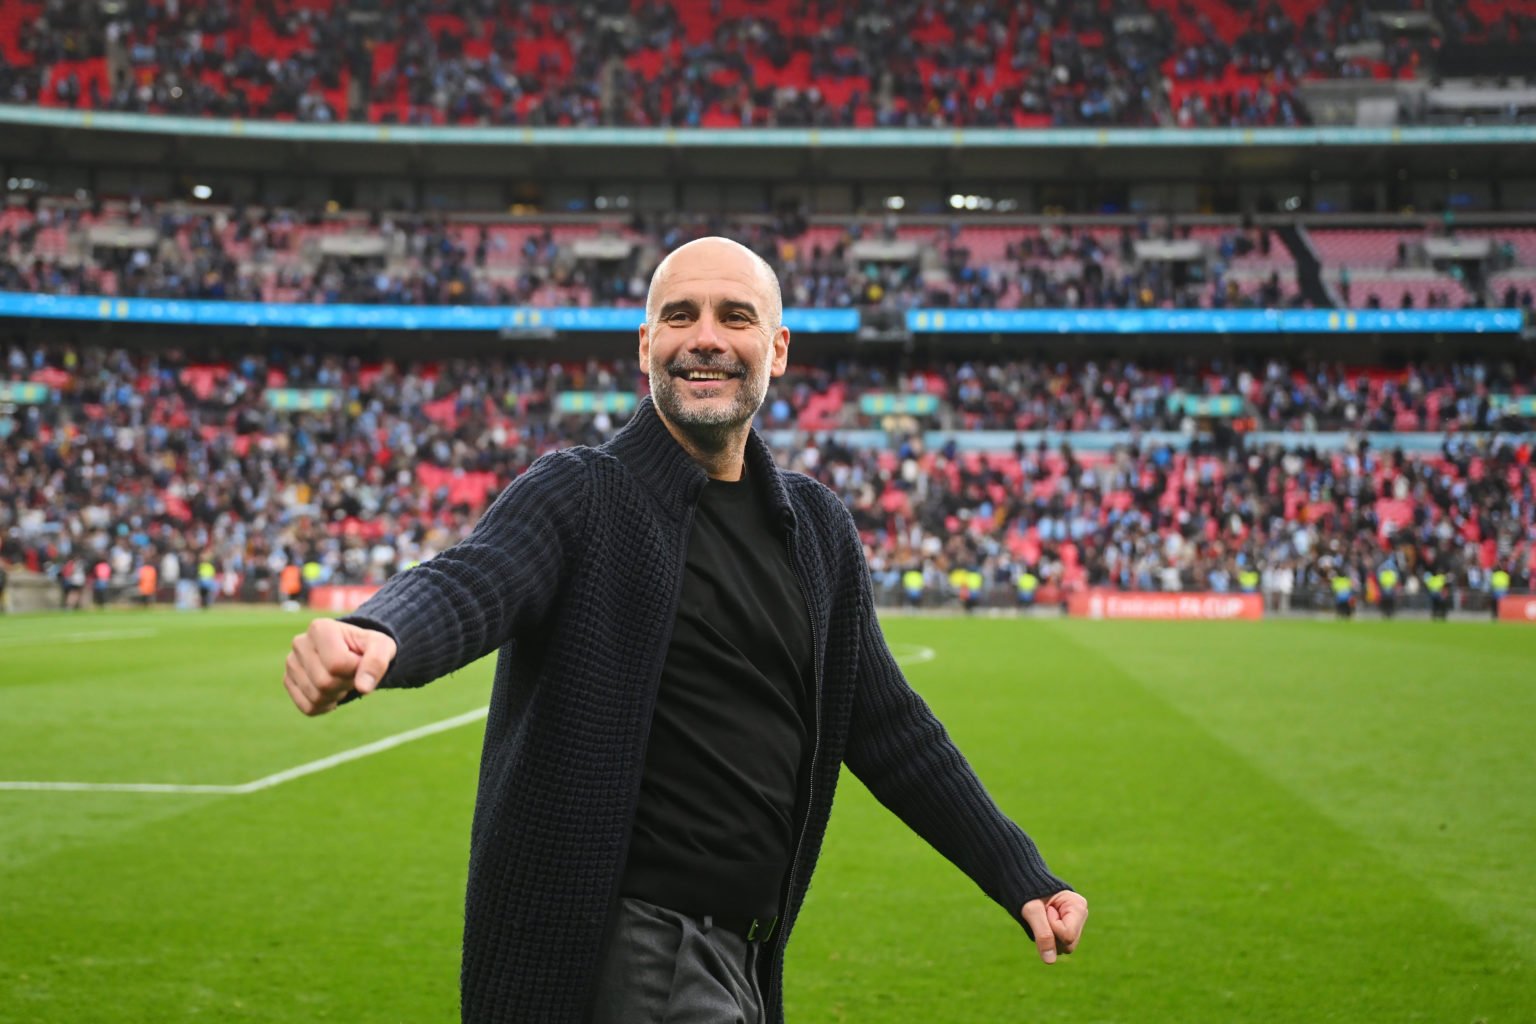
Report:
590,897,766,1024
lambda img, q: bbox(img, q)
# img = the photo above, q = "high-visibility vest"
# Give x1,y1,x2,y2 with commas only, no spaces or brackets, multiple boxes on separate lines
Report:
198,561,216,582
1332,575,1353,597
966,570,984,594
902,570,923,594
1017,572,1039,595
302,561,323,583
1239,570,1260,592
1378,569,1399,592
1425,573,1447,594
137,565,157,596
1491,570,1511,594
280,565,302,596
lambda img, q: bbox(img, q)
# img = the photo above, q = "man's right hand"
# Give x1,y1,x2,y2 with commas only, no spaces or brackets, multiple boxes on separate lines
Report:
283,619,398,716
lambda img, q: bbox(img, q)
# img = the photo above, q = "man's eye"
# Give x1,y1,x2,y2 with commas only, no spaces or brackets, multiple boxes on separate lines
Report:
665,311,692,324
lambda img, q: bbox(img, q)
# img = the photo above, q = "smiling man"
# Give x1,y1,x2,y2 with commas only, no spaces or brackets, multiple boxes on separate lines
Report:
641,242,786,474
281,236,1086,1024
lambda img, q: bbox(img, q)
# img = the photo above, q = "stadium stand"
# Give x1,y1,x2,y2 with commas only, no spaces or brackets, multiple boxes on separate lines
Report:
3,343,1533,613
2,0,1532,128
3,198,1531,311
2,2,1535,621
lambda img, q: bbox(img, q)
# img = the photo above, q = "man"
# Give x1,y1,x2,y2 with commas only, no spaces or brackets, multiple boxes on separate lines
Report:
1331,566,1354,619
1016,564,1039,608
91,558,111,610
135,557,157,609
60,556,85,610
1424,568,1450,621
901,564,925,607
1490,564,1511,619
283,237,1086,1024
1376,560,1399,619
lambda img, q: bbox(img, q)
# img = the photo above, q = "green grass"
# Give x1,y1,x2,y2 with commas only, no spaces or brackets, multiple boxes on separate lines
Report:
1,610,1532,1022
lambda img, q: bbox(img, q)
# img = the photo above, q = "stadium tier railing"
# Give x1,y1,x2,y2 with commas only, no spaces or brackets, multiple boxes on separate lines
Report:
5,105,1536,148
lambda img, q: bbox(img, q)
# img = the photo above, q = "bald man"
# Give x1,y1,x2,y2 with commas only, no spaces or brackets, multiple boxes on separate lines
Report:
283,237,1086,1024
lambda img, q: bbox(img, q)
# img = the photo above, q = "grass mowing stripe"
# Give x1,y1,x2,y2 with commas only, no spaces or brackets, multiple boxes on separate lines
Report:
1064,618,1536,956
2,731,477,1023
790,617,1530,1023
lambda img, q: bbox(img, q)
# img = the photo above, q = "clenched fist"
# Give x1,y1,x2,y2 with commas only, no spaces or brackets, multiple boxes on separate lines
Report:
283,618,398,716
1020,890,1088,965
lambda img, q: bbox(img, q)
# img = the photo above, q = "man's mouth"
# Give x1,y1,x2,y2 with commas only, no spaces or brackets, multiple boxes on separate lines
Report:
672,367,742,383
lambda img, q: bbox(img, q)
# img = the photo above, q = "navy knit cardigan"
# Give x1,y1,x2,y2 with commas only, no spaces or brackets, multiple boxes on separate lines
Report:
346,397,1068,1023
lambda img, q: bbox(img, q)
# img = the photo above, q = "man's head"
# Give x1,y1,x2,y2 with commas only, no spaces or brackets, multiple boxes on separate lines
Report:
639,236,790,457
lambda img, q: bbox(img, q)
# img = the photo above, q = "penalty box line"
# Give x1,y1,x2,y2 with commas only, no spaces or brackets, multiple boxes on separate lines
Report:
0,645,936,796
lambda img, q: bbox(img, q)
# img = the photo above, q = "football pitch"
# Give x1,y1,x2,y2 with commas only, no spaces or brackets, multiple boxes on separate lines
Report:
1,609,1532,1023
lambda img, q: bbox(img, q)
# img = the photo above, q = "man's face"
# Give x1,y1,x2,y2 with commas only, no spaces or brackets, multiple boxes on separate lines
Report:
639,241,789,446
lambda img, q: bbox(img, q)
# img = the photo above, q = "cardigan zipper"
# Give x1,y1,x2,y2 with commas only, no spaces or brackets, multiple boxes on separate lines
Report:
777,529,823,945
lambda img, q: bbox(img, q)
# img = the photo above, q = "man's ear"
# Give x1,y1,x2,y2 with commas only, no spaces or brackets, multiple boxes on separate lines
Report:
770,325,790,377
638,321,650,367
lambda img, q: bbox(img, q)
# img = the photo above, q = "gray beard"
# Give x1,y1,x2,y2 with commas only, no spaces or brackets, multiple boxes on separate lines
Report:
649,358,769,452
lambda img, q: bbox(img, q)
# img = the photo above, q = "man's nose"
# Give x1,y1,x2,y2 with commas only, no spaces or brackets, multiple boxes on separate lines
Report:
690,312,726,350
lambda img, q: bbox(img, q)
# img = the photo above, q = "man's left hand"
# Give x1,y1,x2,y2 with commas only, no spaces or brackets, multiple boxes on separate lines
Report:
1020,890,1088,964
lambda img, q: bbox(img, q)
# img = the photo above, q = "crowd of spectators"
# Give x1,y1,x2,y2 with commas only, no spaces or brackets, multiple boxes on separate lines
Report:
775,356,1536,435
9,199,1528,314
3,343,1533,614
2,0,1168,129
0,200,571,306
796,426,1534,610
928,220,1301,310
3,0,1527,131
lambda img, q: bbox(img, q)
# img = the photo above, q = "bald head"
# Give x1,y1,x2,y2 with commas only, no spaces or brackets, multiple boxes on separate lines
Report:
644,236,783,330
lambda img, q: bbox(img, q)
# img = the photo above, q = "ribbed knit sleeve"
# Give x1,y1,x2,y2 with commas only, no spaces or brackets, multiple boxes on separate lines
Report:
344,449,590,689
838,513,1070,927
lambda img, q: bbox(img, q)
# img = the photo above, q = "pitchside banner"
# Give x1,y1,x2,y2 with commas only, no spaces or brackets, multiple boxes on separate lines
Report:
1497,596,1536,623
308,585,384,613
1068,590,1265,620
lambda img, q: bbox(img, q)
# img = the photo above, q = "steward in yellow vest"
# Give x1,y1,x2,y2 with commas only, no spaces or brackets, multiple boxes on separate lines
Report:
1016,571,1039,607
1424,572,1449,621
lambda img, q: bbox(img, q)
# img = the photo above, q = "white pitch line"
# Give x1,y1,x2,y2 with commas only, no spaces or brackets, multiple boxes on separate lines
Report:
0,707,489,795
0,647,937,795
891,643,936,665
0,780,242,794
231,706,489,794
0,628,160,647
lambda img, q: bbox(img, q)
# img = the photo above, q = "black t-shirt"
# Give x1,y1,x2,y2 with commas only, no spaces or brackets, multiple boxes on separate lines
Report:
621,465,813,919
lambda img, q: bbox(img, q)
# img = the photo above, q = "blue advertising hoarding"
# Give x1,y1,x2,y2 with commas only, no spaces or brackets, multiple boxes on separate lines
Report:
906,307,1525,335
0,293,859,334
